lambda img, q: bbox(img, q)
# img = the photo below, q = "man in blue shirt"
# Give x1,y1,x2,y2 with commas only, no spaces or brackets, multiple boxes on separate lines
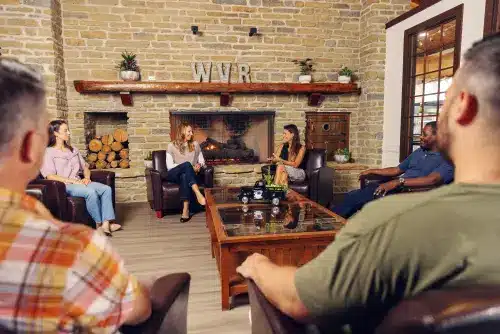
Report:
331,121,454,218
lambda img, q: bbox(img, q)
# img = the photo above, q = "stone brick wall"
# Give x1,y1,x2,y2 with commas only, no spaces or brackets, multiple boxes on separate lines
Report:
327,162,368,193
60,0,362,201
354,0,410,166
61,0,362,163
1,0,411,202
0,0,66,121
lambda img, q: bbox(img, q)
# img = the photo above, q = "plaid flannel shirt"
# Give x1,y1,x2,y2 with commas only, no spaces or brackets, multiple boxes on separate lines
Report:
0,187,140,333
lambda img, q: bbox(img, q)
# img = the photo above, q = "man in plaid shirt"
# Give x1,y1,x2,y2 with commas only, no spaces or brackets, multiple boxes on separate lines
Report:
0,59,152,332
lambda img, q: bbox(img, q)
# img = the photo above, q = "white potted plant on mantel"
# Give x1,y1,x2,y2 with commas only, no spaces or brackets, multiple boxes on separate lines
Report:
117,50,141,81
292,58,315,83
338,66,353,84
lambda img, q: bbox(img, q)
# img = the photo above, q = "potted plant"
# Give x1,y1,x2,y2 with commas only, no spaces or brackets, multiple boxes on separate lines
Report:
334,148,351,163
338,66,353,84
117,50,140,81
292,58,314,83
144,151,153,168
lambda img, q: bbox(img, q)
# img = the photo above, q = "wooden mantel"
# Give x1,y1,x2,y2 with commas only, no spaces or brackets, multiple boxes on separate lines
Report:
73,81,361,107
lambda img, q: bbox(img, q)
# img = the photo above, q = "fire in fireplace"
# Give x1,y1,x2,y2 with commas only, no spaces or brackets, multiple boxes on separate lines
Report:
170,111,275,165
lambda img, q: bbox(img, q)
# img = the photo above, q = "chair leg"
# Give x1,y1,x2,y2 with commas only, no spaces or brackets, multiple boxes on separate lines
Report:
156,210,164,218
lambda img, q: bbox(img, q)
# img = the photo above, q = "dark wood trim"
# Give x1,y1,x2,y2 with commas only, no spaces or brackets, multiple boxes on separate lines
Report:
399,4,463,161
484,0,500,36
386,0,441,30
74,81,360,107
74,81,359,94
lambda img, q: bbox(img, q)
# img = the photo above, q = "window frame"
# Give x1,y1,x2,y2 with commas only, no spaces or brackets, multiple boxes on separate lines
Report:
399,4,463,161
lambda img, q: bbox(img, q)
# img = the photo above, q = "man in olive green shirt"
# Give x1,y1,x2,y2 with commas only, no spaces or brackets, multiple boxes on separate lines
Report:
237,33,500,332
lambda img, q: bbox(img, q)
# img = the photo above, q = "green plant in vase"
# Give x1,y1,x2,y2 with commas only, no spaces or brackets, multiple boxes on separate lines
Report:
334,148,351,163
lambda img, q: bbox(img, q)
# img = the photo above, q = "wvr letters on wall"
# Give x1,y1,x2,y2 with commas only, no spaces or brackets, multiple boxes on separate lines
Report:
191,62,251,83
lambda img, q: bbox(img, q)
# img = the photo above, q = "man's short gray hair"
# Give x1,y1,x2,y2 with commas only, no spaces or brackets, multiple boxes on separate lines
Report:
459,33,500,124
0,58,46,149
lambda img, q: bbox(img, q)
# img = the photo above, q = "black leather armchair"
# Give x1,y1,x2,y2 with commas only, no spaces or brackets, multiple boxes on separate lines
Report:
145,150,214,218
261,149,333,207
248,280,500,334
27,171,116,226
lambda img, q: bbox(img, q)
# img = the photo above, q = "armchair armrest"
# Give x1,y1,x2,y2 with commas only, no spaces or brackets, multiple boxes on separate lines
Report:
400,185,439,193
201,166,214,188
360,174,441,193
25,184,46,202
90,170,115,185
90,170,116,208
145,167,164,212
120,273,191,334
359,174,396,189
309,166,334,207
247,279,308,334
376,287,500,334
27,179,68,221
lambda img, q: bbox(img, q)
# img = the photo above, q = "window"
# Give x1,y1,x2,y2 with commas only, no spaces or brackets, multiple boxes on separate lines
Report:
400,5,463,160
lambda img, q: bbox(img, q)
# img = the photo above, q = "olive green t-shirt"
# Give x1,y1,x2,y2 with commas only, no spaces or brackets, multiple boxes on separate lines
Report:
295,183,500,329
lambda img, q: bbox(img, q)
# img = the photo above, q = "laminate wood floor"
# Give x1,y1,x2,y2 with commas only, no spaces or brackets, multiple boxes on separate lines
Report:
111,203,251,334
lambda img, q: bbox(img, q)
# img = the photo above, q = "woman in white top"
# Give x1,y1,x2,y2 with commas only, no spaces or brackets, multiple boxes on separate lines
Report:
162,122,206,223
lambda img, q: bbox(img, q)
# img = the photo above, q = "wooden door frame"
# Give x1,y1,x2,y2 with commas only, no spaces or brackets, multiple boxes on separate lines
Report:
484,0,500,36
399,5,463,161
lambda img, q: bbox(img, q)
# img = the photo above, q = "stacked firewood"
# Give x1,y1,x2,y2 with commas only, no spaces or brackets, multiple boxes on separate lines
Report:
87,128,130,169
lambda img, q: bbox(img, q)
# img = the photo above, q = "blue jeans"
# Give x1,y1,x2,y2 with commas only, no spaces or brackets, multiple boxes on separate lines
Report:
66,182,115,223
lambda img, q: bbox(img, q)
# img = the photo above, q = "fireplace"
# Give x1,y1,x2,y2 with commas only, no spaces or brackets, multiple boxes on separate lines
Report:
170,111,275,165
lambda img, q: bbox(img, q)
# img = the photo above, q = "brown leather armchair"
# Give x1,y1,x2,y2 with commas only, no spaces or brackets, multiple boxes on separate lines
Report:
27,171,116,227
261,149,334,207
248,280,500,334
145,150,214,218
0,273,191,334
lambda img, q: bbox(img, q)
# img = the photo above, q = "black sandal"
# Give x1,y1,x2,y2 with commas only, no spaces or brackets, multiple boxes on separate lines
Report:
180,215,192,223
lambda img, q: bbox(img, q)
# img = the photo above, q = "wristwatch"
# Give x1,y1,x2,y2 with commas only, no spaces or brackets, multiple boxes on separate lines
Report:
398,177,405,186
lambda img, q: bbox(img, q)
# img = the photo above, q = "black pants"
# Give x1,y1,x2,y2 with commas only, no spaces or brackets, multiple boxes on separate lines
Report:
161,162,198,202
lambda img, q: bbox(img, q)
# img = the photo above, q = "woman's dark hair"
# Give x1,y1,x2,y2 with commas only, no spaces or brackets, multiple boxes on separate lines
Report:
48,119,73,152
284,124,301,157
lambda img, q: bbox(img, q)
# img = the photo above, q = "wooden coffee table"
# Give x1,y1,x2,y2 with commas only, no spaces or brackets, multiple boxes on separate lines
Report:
205,187,346,310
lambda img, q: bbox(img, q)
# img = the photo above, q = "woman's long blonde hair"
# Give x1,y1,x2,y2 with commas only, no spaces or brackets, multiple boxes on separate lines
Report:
174,122,195,154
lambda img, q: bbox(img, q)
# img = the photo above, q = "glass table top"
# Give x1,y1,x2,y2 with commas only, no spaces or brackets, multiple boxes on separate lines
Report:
218,202,344,237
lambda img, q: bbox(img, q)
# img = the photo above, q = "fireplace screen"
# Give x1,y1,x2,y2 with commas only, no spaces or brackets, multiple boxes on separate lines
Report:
170,111,274,165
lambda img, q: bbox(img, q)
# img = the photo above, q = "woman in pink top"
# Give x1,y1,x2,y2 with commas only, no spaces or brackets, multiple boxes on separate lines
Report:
41,120,121,236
